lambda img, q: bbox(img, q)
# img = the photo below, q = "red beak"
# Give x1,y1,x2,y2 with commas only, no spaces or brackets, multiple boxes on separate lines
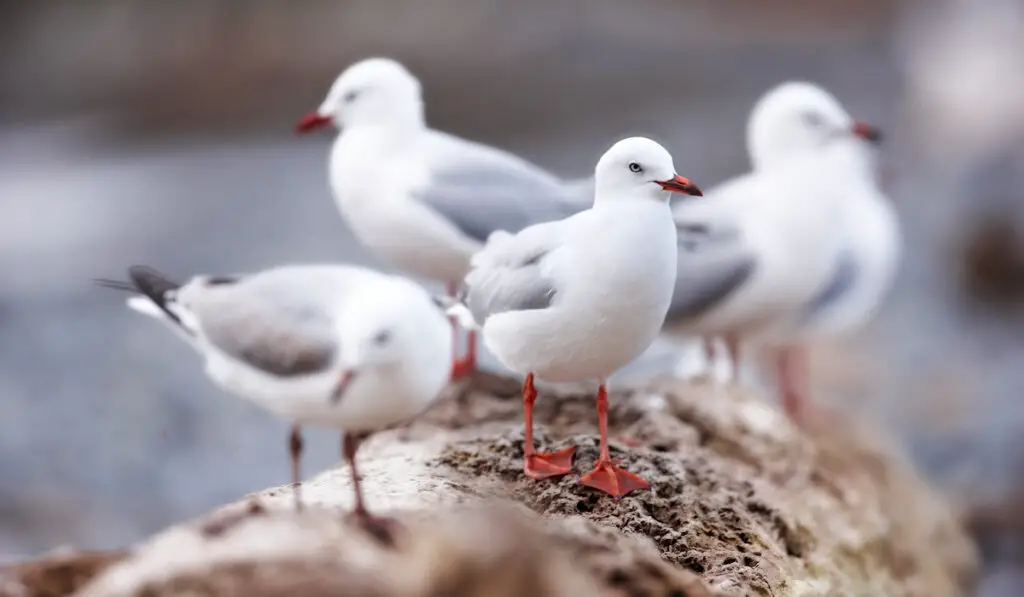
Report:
852,121,883,144
295,112,333,135
330,369,357,404
656,175,703,196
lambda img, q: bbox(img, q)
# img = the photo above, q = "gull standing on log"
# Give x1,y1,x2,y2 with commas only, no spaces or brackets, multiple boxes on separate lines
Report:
295,57,590,380
96,264,452,542
448,137,703,499
661,82,897,422
749,83,899,421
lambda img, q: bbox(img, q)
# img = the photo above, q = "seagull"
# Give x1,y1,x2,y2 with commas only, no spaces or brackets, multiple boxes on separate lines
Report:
295,57,590,380
96,264,452,540
747,83,899,420
447,137,703,499
661,81,894,422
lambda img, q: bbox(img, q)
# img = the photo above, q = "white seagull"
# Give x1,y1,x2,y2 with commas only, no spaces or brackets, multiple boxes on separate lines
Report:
96,264,452,540
447,137,703,499
750,83,900,420
295,57,591,380
661,81,896,421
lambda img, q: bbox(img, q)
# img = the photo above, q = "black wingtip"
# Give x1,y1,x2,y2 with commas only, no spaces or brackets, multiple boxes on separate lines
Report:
122,265,185,326
92,278,137,292
127,266,181,301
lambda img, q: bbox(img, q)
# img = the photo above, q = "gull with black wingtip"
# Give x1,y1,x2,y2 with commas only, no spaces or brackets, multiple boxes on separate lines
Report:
96,264,451,541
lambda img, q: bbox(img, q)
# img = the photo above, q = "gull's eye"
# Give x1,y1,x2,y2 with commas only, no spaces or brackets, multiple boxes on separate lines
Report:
343,90,359,104
628,162,643,174
802,111,824,128
372,330,391,346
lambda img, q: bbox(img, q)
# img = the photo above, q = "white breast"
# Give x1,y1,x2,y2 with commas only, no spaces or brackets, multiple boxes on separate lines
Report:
328,131,478,284
796,187,901,338
485,203,678,382
687,165,846,336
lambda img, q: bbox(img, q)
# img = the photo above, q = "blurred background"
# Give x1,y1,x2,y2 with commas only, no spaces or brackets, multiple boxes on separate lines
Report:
1,0,1022,594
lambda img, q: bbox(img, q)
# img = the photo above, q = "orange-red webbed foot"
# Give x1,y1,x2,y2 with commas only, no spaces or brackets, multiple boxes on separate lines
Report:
523,446,576,479
580,458,648,500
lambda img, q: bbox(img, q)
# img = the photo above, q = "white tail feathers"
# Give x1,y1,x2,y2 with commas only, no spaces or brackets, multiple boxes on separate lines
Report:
446,302,479,330
126,296,167,320
432,295,480,331
125,294,200,347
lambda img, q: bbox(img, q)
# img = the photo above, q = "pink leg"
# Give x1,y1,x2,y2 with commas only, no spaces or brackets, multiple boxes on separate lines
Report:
522,373,575,479
447,282,476,380
701,337,717,379
289,425,304,512
725,333,741,383
579,384,649,499
777,346,810,422
343,432,400,545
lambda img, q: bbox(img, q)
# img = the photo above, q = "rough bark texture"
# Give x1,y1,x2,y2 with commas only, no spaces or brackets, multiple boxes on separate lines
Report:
2,373,978,597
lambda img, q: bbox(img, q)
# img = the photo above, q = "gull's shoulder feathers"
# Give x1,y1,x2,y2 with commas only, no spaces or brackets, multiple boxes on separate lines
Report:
451,219,570,327
411,130,590,243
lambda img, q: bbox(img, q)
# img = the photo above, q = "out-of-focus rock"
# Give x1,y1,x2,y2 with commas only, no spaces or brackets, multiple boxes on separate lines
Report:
0,549,126,597
0,374,976,597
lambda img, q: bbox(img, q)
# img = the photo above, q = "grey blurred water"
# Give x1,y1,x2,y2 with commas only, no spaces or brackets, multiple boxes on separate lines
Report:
1,1,1023,595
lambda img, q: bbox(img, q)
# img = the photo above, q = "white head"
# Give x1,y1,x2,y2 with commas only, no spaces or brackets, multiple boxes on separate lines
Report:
593,137,703,204
329,278,451,403
746,82,883,170
295,58,425,135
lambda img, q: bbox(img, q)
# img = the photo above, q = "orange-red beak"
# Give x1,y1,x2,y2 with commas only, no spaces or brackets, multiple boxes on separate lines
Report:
330,369,357,404
656,175,703,196
852,121,883,144
295,112,333,135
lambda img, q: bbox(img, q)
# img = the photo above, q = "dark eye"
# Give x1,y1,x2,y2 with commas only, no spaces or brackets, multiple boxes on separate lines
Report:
628,162,643,173
372,330,391,346
343,91,359,103
802,112,824,127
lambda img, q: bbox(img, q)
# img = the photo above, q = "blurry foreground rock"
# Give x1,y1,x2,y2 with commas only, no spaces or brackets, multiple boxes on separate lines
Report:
2,374,977,597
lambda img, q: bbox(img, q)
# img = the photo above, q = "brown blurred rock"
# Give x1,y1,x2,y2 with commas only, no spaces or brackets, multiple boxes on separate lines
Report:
0,549,126,597
7,374,978,597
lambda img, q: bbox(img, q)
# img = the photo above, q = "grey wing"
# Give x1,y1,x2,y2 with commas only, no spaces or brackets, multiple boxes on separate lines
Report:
462,227,562,322
194,283,339,378
667,221,757,321
799,246,859,321
413,136,590,242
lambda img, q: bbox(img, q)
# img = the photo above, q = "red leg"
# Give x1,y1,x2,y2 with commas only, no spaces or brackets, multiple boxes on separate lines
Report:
522,373,575,479
579,384,649,499
447,282,476,380
451,330,477,380
777,346,810,422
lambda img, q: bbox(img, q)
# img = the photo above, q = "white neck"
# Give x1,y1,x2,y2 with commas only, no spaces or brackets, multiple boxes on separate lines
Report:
593,186,668,207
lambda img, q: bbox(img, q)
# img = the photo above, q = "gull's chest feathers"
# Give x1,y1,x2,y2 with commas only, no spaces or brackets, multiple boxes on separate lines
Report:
328,131,466,277
559,203,678,317
328,129,422,206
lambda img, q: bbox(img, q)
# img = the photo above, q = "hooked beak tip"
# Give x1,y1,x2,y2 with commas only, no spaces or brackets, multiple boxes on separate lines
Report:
657,175,703,197
852,121,883,145
295,112,332,135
